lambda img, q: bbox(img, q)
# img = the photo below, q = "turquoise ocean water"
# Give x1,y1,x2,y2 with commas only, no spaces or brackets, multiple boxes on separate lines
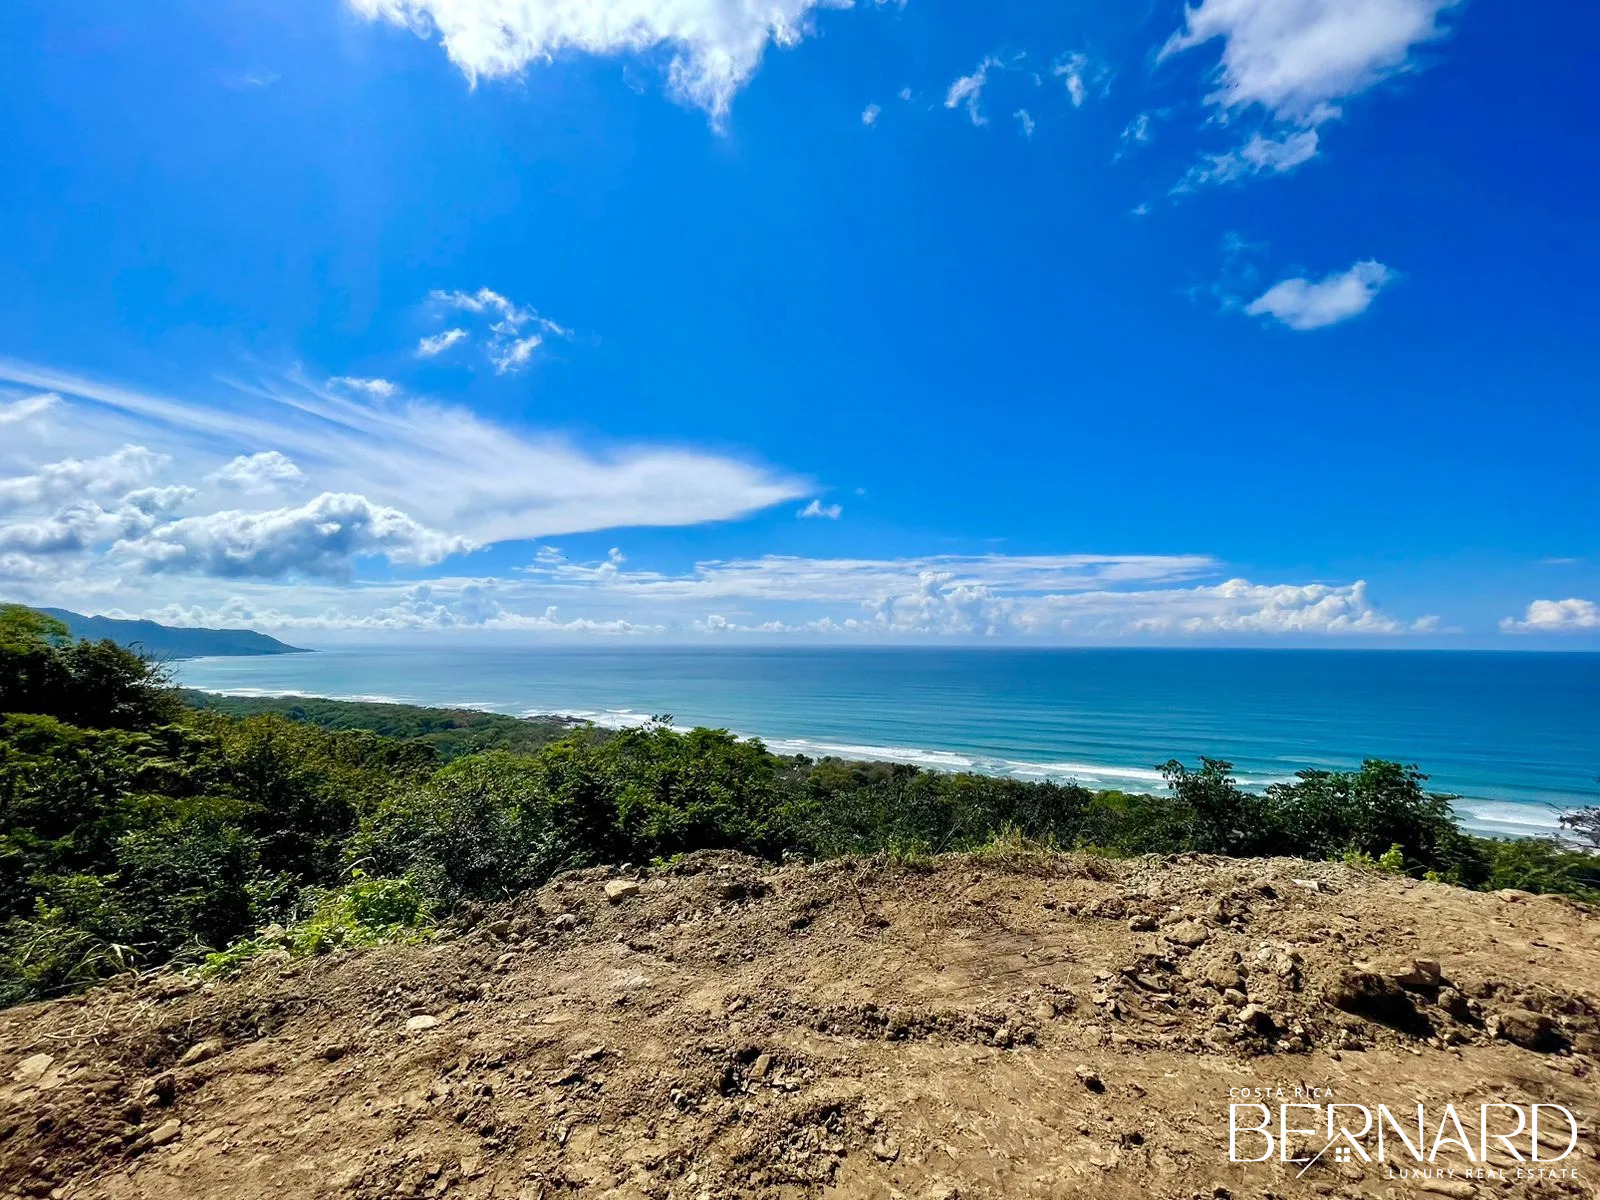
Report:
173,647,1600,838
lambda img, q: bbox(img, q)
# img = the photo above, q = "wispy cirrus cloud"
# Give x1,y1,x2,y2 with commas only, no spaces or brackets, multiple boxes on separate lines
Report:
0,360,810,594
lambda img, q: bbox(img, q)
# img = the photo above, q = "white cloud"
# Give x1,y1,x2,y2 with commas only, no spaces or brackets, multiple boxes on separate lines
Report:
797,499,842,520
1014,109,1035,139
1500,598,1600,633
1179,128,1319,188
113,492,473,579
328,376,399,397
426,287,571,373
1052,51,1109,108
0,360,809,551
207,451,308,492
1161,0,1459,123
0,445,166,513
861,103,881,126
1121,112,1152,146
347,0,850,126
1163,0,1457,187
1245,260,1394,330
945,55,1001,126
0,392,60,425
417,328,469,357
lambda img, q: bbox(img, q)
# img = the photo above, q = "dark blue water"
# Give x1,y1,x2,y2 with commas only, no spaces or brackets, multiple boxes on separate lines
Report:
174,647,1600,838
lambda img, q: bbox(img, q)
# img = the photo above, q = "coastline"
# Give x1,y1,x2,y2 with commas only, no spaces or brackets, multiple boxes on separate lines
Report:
182,681,1572,840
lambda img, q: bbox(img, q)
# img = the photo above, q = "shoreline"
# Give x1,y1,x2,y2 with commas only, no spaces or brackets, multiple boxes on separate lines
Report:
184,684,1569,840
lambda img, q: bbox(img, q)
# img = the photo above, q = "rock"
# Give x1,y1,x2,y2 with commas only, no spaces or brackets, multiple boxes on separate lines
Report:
148,1119,183,1147
405,1015,440,1032
1393,958,1443,990
1291,878,1322,893
1163,920,1209,948
1326,969,1419,1025
1490,1009,1563,1052
1128,914,1158,932
750,1053,773,1080
1222,989,1248,1008
604,879,642,903
12,1053,54,1084
1203,958,1245,990
872,1139,900,1162
1238,1004,1275,1034
549,912,579,930
484,919,512,940
1074,1065,1106,1093
1437,987,1472,1020
1416,1181,1476,1198
177,1039,221,1068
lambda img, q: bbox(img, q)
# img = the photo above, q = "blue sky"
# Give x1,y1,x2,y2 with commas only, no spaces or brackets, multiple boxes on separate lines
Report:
1,0,1596,645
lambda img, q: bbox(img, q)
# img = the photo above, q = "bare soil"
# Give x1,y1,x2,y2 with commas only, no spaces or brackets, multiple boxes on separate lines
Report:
3,851,1597,1200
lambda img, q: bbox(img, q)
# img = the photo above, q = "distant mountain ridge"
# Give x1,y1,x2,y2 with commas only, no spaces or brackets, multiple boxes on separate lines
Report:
36,607,310,659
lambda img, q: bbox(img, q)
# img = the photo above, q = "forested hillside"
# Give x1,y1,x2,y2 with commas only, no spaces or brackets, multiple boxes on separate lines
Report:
2,603,1595,1007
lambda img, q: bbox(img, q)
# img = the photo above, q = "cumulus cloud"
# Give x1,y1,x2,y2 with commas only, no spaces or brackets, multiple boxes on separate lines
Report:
1500,598,1600,633
347,0,850,126
861,103,880,126
0,392,60,425
1162,0,1457,187
417,328,469,357
797,499,842,520
945,55,1002,126
0,446,166,513
206,451,308,491
1245,260,1394,330
1162,0,1459,123
113,492,473,579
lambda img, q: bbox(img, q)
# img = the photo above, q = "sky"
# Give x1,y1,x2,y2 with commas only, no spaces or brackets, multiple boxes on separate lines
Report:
0,0,1596,646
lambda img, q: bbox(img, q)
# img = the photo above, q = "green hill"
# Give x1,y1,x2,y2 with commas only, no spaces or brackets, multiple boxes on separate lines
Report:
35,607,310,658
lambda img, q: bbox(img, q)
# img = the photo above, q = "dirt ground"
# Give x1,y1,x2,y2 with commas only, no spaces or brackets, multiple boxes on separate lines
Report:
2,851,1597,1200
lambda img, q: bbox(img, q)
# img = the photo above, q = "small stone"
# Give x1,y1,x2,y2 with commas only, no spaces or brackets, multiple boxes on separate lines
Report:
750,1053,773,1079
1128,914,1158,932
1074,1065,1106,1093
1238,1004,1275,1034
604,879,642,903
1393,958,1443,990
178,1040,221,1068
406,1015,440,1032
1291,878,1322,893
1417,1181,1476,1198
148,1119,183,1147
12,1053,54,1084
1163,920,1209,948
1222,988,1248,1008
1491,1009,1562,1051
872,1139,900,1162
549,912,579,930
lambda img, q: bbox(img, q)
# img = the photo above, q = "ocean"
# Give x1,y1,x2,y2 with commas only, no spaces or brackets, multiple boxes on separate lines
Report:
172,646,1600,839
